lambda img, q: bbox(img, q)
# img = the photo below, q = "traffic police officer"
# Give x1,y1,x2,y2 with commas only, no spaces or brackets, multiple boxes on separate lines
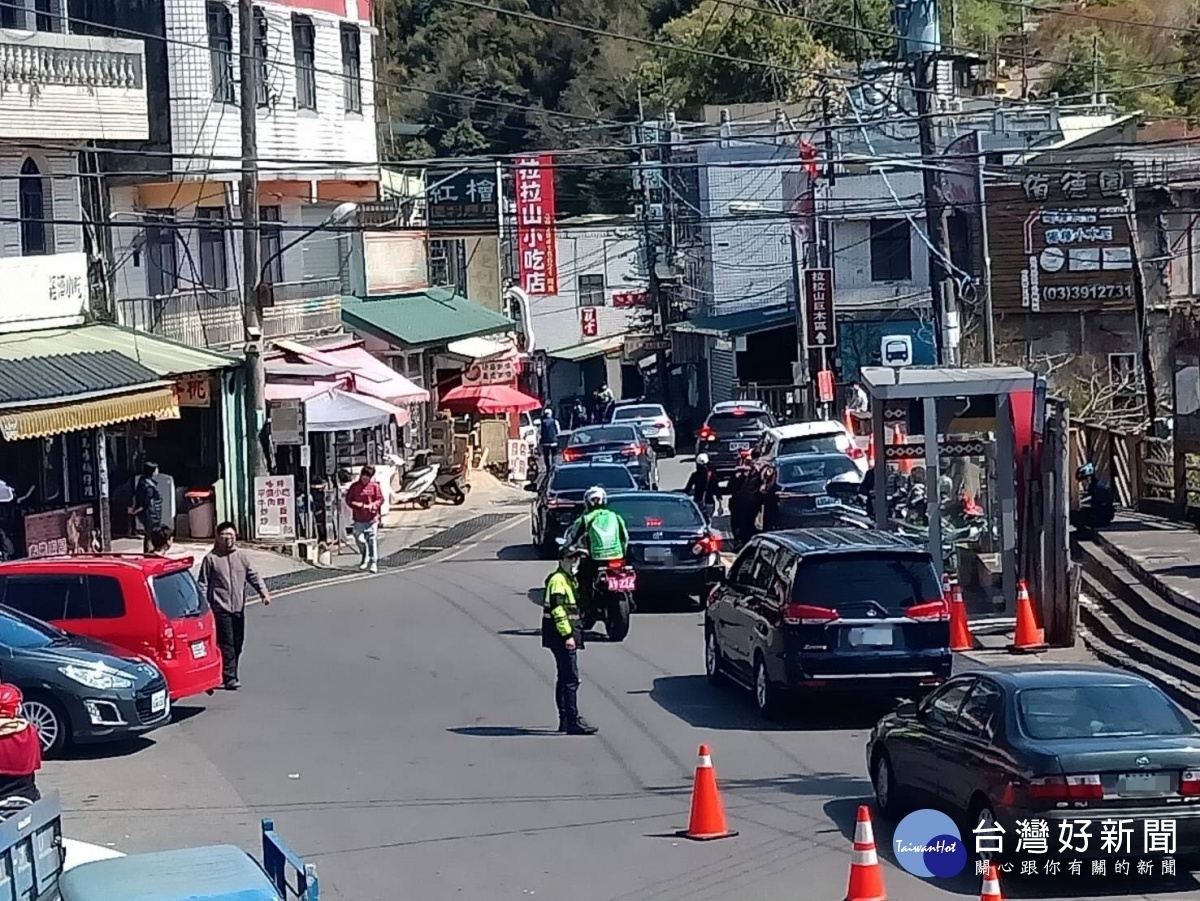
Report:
543,559,598,735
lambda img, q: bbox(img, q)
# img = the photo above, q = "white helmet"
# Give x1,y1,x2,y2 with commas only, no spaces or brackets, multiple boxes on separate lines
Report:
696,453,710,466
584,486,608,509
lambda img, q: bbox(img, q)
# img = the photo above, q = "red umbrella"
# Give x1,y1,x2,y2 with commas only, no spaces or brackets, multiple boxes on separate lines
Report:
440,384,543,414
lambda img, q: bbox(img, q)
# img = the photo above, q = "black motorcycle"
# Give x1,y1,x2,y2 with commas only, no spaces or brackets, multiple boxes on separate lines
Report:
559,543,635,642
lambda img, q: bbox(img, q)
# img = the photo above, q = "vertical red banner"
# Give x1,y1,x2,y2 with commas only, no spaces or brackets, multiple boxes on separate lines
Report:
515,154,558,296
580,307,598,338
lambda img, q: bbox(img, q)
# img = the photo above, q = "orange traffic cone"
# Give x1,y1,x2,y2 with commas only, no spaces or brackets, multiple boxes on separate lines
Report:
979,862,1003,901
941,572,952,600
949,582,973,652
845,805,887,901
893,423,915,474
676,745,737,841
1009,580,1047,653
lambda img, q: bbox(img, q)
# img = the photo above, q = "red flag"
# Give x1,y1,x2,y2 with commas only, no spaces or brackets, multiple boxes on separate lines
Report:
800,140,819,179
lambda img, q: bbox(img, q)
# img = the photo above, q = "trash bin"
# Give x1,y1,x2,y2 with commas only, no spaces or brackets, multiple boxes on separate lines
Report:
185,489,216,540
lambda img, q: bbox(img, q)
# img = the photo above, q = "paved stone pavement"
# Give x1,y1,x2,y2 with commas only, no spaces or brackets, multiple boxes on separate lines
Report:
1090,510,1200,615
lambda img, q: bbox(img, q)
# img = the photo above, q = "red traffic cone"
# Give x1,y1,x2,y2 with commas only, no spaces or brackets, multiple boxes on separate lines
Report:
1009,580,1047,653
677,745,737,841
844,805,887,901
949,582,973,652
980,861,1003,901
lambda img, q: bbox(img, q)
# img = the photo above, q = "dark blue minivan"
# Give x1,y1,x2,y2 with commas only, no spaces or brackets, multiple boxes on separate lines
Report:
704,529,952,718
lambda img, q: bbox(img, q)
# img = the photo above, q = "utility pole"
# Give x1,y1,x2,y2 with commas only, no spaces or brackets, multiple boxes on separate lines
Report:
637,93,669,409
916,54,957,365
239,0,267,493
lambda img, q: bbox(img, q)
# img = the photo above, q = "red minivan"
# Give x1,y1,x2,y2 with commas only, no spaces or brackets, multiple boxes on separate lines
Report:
0,555,223,700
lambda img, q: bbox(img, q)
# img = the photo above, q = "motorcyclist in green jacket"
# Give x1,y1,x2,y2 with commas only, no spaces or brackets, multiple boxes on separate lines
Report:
543,560,597,735
564,487,630,610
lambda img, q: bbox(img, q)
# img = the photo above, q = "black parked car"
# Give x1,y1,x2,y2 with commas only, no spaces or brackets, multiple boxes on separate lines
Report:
530,463,638,558
705,529,951,718
697,401,777,478
773,453,864,528
866,667,1200,857
606,492,724,605
562,425,658,489
0,605,169,756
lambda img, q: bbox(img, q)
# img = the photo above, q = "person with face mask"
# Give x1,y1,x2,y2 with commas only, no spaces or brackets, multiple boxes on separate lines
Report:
197,522,271,690
685,453,721,521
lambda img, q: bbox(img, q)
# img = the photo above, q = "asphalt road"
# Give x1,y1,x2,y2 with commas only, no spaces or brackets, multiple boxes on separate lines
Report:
44,456,1200,900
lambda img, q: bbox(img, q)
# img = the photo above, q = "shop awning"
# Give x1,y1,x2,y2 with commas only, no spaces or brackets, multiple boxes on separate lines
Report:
440,384,542,414
272,339,428,403
446,336,516,361
265,379,342,403
342,288,515,348
305,388,409,432
0,386,179,441
670,307,794,338
0,323,237,377
547,334,627,363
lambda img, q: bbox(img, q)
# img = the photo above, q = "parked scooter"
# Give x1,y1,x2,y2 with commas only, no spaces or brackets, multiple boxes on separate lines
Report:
388,452,439,509
436,464,469,505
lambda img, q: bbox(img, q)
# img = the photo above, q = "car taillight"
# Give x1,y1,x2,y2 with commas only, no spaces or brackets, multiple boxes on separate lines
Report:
777,491,802,501
905,599,950,622
1182,769,1200,796
546,496,574,508
562,448,581,462
699,427,716,442
655,419,670,428
847,446,866,460
1028,774,1104,802
159,618,177,661
692,534,722,555
784,603,839,625
622,444,644,456
606,559,625,569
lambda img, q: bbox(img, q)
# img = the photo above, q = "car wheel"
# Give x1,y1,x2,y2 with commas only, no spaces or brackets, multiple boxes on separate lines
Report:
969,796,998,862
705,627,725,686
21,694,67,758
753,653,780,720
871,749,902,820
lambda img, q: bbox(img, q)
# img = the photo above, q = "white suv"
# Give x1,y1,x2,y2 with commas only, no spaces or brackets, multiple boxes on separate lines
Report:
757,420,867,474
610,402,676,457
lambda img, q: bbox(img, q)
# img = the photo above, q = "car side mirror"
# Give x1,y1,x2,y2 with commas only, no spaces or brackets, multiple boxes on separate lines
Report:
524,482,538,492
896,699,918,718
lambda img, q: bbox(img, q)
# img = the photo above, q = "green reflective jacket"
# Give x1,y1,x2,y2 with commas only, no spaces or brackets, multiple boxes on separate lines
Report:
544,569,579,637
567,508,629,561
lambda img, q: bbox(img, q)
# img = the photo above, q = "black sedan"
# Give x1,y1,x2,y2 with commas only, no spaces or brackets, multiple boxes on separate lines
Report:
607,491,724,604
773,453,864,528
0,605,169,756
530,463,638,557
867,666,1200,856
561,425,658,489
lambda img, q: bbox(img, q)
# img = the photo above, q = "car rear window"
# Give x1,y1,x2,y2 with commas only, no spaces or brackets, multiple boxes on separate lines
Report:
792,553,940,615
570,426,636,445
551,466,637,491
608,495,704,529
151,570,208,619
778,434,844,456
777,456,859,486
1017,684,1194,739
612,405,665,421
707,411,771,434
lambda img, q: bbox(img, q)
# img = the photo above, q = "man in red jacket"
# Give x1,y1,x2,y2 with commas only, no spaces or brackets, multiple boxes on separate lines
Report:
346,465,384,573
0,684,40,804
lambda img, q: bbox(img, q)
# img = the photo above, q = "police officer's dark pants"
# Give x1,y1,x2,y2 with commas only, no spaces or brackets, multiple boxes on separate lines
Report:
550,642,580,725
541,445,556,469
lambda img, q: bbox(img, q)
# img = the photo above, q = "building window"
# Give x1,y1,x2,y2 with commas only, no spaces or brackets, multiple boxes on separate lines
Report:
340,25,362,113
34,0,54,32
19,158,48,257
578,274,605,306
196,208,228,290
144,211,178,296
429,239,451,286
0,1,16,29
869,219,912,282
207,2,235,104
253,8,269,107
292,15,316,110
260,206,283,284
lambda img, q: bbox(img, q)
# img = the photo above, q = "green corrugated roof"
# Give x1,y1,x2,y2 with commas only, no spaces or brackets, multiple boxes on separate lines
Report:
0,324,238,377
548,334,627,362
671,307,794,337
341,289,514,348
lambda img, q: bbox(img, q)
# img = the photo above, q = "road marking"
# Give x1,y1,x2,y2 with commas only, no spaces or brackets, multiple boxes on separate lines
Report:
260,514,530,603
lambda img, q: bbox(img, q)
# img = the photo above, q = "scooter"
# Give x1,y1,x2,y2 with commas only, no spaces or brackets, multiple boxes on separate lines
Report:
435,464,469,505
556,539,635,642
390,454,440,509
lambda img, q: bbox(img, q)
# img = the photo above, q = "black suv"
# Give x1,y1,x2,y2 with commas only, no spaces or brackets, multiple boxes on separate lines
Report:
704,529,951,718
697,401,776,478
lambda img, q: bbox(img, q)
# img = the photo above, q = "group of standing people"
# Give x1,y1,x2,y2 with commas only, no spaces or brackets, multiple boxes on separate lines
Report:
683,450,778,546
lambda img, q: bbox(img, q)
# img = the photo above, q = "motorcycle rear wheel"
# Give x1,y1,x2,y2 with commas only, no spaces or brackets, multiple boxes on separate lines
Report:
606,593,631,642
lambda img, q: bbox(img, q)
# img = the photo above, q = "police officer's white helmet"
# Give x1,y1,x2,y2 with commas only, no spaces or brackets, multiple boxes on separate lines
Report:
696,453,710,466
584,486,608,508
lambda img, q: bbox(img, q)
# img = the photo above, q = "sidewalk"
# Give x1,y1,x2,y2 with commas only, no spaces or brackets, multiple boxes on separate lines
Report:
111,470,529,591
956,632,1098,673
1088,510,1200,616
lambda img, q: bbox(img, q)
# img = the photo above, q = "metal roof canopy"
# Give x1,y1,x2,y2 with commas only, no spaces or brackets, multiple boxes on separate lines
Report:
862,364,1036,618
860,365,1035,401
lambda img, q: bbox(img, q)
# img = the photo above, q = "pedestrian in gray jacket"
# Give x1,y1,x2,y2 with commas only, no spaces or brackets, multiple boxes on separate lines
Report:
197,522,271,690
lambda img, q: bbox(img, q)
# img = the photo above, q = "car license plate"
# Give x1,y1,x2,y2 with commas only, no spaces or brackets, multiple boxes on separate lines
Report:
150,690,167,714
644,547,672,563
607,573,637,592
815,495,838,508
1117,773,1170,794
849,626,894,647
729,441,750,451
595,454,613,462
191,640,207,659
